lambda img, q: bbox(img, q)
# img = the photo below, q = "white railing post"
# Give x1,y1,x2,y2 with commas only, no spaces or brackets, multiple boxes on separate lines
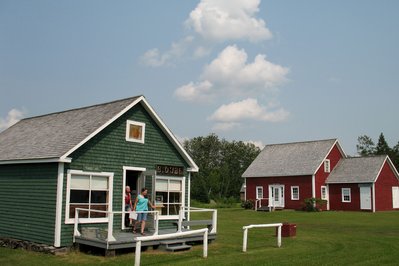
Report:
107,212,116,242
242,227,248,252
178,206,183,232
211,209,217,234
242,223,283,252
277,225,282,248
203,229,208,258
73,209,80,242
135,240,141,266
154,211,159,235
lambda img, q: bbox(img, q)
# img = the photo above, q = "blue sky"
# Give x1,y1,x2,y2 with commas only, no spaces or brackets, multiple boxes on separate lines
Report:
1,0,398,155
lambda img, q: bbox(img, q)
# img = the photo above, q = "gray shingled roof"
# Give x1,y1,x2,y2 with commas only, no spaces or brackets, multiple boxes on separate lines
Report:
326,156,387,183
0,96,140,161
242,139,339,178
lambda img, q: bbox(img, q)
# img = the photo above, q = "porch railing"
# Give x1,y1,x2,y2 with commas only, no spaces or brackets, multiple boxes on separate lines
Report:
73,208,160,246
255,198,274,212
177,206,218,234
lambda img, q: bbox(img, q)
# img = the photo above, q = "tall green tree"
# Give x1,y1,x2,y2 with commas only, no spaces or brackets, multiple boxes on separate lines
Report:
356,135,376,156
184,134,261,202
375,133,391,155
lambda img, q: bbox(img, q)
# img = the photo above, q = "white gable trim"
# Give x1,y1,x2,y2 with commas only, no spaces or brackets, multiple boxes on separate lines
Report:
374,156,399,183
61,97,143,160
60,96,198,172
313,139,346,176
140,97,199,172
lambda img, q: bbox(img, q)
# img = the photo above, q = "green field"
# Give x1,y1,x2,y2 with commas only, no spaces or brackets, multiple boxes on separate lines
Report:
1,208,399,265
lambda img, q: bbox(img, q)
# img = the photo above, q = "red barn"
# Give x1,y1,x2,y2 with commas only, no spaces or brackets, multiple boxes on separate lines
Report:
326,156,399,212
243,139,399,212
242,139,345,211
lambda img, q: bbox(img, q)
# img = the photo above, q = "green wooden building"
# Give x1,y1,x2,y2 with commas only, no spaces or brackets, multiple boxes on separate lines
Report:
0,96,199,248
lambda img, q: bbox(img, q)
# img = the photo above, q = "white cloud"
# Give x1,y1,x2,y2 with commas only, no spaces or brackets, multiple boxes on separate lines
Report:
0,108,25,131
209,98,289,123
175,45,289,101
186,0,272,42
141,0,273,67
244,140,265,149
140,36,194,67
174,80,213,102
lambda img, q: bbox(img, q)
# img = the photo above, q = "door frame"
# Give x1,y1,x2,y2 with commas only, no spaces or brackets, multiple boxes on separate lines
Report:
269,184,285,208
121,166,146,230
359,185,372,210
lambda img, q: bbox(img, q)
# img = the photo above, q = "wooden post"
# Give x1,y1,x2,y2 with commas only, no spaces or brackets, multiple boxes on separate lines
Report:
107,212,116,242
277,225,282,248
243,228,248,252
73,209,80,242
178,206,183,232
135,241,141,266
211,209,217,234
203,230,208,258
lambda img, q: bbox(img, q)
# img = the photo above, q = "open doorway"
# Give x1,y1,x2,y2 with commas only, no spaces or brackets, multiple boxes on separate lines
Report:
123,167,145,230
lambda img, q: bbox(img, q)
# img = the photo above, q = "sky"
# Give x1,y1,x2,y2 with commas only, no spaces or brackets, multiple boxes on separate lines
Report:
1,0,399,155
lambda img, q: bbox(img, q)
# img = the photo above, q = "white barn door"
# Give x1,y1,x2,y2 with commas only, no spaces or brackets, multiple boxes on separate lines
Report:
393,187,399,209
360,186,372,210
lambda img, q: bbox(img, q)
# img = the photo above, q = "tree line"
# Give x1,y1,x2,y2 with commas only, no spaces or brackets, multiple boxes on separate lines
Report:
183,134,260,203
356,133,399,170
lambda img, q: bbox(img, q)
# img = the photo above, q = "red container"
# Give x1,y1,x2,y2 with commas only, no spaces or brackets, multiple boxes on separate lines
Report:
277,223,296,237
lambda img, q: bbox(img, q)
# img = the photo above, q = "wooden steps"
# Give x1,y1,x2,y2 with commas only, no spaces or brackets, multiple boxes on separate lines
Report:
160,239,192,252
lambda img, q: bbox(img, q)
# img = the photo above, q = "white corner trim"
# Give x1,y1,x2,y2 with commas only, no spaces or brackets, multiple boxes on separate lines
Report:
187,172,191,222
312,175,316,198
372,183,376,212
54,163,64,247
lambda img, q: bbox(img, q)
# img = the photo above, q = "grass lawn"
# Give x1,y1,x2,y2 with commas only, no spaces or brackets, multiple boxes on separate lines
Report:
1,208,399,265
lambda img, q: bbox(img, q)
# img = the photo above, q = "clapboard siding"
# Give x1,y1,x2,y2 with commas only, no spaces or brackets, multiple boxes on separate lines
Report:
60,102,189,246
0,163,58,245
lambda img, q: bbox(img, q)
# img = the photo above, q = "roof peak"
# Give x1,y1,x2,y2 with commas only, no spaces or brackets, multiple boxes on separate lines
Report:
265,138,337,147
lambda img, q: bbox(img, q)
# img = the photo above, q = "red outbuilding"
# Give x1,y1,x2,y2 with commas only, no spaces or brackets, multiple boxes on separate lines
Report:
326,155,399,212
242,139,399,212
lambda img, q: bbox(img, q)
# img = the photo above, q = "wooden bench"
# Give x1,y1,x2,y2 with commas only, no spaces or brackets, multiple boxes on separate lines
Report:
174,220,213,231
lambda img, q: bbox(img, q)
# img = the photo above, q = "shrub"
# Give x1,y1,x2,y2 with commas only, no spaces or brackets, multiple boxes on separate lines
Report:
303,197,327,212
241,199,255,209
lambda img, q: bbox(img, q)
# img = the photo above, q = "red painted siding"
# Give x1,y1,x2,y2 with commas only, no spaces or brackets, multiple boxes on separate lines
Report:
246,176,313,210
375,161,399,211
315,143,343,198
328,184,363,211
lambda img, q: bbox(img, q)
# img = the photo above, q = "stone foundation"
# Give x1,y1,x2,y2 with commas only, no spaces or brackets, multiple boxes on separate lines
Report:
0,238,69,255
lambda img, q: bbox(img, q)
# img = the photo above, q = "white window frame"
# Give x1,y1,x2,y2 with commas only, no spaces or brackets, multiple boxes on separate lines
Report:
321,186,328,200
393,187,399,209
125,120,146,144
65,170,114,224
341,188,351,203
291,186,299,200
256,186,263,200
155,176,185,220
324,159,331,173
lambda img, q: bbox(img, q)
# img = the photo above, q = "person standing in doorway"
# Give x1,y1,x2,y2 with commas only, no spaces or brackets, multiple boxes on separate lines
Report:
125,186,133,227
133,187,155,235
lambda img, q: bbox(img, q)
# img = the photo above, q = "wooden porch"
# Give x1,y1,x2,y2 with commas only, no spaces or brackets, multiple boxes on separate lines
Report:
73,207,217,255
75,228,216,254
